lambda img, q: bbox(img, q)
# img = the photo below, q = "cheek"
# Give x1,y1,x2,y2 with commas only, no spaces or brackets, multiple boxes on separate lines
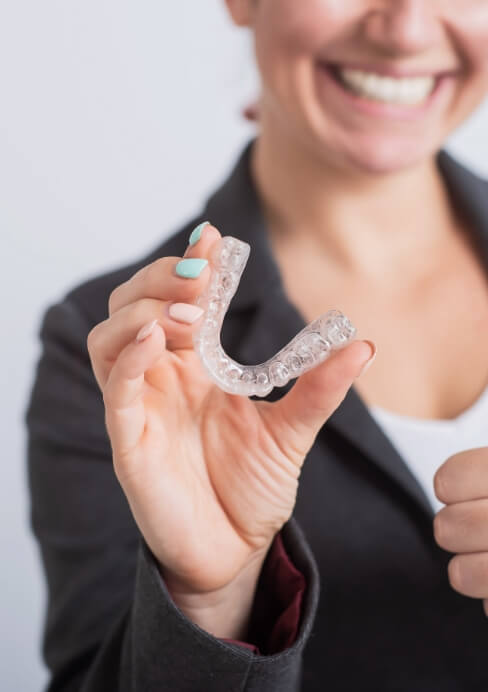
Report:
253,0,357,128
446,11,488,117
451,6,488,67
253,0,348,67
447,7,488,88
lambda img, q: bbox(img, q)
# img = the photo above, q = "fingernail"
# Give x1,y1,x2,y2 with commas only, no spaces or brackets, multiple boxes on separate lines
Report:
175,258,208,279
357,340,377,377
135,318,158,343
188,221,210,246
168,303,204,324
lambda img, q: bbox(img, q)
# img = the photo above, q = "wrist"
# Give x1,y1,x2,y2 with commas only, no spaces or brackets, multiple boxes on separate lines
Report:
158,544,272,640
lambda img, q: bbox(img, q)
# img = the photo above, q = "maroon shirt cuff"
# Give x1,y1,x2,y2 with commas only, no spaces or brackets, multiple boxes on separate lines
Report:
220,529,306,655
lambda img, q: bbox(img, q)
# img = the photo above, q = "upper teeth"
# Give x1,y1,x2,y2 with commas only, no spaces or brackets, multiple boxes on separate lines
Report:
338,67,435,105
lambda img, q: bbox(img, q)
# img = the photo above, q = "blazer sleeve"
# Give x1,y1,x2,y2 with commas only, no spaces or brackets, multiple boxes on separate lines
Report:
24,295,320,692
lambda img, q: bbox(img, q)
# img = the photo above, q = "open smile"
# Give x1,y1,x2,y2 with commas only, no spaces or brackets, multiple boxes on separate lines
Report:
316,61,460,120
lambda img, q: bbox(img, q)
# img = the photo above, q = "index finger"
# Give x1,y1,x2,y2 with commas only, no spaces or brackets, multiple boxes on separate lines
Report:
108,223,222,316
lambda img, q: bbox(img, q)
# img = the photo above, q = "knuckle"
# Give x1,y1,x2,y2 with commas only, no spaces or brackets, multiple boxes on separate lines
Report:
86,322,104,354
148,256,174,284
86,327,95,353
108,285,124,314
130,297,157,323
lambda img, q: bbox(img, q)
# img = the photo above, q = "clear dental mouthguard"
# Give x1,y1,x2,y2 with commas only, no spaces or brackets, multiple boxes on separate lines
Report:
193,236,357,397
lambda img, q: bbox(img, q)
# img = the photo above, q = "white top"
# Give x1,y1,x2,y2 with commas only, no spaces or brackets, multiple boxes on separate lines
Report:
368,384,488,514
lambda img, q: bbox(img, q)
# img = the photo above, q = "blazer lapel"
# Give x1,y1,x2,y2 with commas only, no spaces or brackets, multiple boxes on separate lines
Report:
202,138,488,523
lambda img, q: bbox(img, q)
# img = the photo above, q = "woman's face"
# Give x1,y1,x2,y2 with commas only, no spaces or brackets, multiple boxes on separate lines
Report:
227,0,488,174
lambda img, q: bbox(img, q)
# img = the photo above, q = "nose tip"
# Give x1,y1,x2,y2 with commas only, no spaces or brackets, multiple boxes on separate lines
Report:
363,2,443,55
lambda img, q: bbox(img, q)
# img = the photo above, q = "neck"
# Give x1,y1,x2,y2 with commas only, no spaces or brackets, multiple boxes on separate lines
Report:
250,108,459,279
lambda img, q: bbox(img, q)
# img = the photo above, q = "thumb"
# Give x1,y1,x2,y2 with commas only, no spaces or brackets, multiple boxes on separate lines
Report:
266,339,376,458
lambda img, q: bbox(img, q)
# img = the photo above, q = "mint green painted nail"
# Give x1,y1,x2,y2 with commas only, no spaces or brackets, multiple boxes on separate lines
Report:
175,258,208,279
189,221,209,246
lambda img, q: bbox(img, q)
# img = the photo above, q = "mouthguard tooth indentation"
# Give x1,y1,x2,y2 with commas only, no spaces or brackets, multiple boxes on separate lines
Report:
193,236,357,397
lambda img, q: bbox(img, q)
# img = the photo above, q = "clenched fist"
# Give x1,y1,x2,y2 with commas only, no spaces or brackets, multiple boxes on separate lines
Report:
434,447,488,617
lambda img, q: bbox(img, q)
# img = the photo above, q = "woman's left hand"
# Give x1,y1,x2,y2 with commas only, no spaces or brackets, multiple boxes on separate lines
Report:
433,447,488,616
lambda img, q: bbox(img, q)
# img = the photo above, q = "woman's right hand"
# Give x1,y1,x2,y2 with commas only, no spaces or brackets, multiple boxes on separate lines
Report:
87,222,375,628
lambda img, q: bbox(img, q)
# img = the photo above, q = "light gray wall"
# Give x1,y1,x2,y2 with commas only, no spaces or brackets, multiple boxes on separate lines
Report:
1,2,487,690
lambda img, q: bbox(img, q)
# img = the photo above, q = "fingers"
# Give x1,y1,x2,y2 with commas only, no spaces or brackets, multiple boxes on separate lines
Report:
108,223,221,315
434,498,488,554
183,222,221,260
432,450,488,608
88,297,205,389
434,496,488,600
263,339,376,461
103,319,169,459
434,448,488,504
447,552,488,599
89,222,222,390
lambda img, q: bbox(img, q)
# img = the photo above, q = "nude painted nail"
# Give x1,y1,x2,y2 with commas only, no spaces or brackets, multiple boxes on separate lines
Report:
168,303,204,324
135,318,158,343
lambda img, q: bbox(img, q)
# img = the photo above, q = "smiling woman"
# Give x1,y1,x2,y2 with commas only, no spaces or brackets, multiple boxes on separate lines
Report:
25,1,488,691
243,0,488,175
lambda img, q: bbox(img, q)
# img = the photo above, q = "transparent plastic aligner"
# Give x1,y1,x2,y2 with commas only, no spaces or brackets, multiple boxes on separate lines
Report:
193,236,357,397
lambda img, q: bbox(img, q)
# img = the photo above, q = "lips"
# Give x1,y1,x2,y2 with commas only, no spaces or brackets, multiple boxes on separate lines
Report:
315,61,456,120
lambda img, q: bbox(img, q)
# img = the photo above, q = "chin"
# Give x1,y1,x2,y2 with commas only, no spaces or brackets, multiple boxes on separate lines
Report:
335,134,437,176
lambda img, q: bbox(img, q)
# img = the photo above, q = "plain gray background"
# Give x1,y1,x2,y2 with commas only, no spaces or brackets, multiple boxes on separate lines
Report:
1,2,487,690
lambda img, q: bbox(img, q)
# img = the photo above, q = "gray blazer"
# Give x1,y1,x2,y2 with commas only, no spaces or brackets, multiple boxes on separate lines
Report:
25,137,488,691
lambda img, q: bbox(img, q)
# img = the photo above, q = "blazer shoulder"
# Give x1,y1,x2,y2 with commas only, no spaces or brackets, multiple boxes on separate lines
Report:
60,215,205,330
439,147,488,192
